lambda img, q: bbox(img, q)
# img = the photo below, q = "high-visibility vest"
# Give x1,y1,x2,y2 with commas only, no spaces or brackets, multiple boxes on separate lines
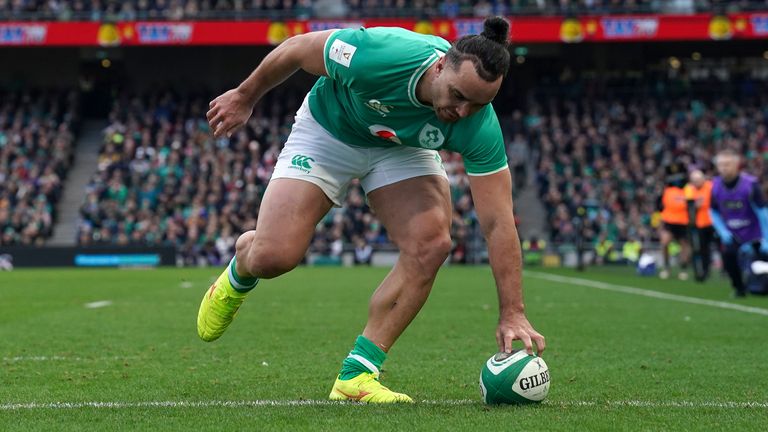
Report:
622,241,641,262
660,186,689,225
595,240,614,257
683,180,713,228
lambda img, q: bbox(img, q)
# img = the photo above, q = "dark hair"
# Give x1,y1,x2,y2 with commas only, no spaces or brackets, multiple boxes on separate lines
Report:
445,16,510,82
716,148,740,158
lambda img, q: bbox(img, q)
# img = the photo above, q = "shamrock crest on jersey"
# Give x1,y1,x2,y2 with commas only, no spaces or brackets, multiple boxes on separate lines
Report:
418,123,445,149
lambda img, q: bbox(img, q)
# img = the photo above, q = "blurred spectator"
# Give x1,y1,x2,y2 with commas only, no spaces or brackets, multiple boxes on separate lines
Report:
684,168,714,281
353,236,372,264
622,236,642,263
658,161,691,280
507,133,529,193
312,0,347,18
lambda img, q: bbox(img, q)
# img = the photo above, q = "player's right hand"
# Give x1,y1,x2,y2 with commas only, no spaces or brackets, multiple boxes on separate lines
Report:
207,88,255,138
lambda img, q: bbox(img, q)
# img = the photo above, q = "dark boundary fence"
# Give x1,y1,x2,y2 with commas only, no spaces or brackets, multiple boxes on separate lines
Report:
0,246,175,268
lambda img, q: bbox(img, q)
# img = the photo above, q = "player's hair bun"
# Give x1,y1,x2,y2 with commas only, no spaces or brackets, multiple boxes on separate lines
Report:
481,17,510,45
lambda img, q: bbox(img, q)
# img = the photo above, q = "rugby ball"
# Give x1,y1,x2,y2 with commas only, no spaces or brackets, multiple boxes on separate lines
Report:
480,350,550,404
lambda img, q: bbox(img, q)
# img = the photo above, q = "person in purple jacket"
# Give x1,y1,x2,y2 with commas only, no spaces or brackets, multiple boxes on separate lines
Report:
709,149,768,297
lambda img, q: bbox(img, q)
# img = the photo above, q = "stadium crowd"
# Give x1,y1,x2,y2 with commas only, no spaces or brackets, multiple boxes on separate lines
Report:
77,90,287,264
532,77,768,247
1,0,766,21
0,90,78,246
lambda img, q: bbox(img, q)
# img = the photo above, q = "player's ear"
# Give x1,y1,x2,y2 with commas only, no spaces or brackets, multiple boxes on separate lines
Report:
435,56,447,74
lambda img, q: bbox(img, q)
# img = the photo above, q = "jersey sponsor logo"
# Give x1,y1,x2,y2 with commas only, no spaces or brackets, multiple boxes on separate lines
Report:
724,200,745,210
418,123,445,149
365,99,394,117
727,218,753,229
329,39,357,68
369,125,402,145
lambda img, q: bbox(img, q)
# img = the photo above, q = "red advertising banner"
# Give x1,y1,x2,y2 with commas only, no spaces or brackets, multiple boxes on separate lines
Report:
1,13,767,47
0,22,99,45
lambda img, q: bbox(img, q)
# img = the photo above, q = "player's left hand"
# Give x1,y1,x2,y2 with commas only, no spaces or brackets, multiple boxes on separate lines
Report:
496,313,546,356
207,88,255,139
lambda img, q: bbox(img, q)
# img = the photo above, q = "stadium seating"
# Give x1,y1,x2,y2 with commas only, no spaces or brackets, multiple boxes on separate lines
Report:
0,90,79,246
77,90,276,264
532,77,768,246
2,0,765,21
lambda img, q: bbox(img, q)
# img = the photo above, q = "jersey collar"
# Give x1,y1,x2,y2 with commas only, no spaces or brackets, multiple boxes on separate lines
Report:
408,49,444,109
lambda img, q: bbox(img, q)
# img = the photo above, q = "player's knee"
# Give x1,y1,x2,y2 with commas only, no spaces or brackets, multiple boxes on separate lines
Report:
238,238,302,279
235,231,256,248
400,232,452,273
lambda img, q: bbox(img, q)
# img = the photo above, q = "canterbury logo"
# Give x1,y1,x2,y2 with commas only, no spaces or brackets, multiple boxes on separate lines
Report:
365,99,394,117
291,155,315,170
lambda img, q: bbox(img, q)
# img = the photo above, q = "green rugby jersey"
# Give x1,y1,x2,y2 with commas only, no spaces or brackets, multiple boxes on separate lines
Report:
307,27,508,175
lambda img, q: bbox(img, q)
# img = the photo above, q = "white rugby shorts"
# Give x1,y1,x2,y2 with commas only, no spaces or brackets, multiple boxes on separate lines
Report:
271,98,448,206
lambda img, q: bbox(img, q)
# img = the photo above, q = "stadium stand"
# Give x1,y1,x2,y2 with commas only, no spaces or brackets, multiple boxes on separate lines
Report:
0,90,79,246
532,75,768,246
76,89,282,264
2,0,767,21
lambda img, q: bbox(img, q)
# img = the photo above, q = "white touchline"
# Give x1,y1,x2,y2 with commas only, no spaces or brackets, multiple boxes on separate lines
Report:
2,356,137,363
555,400,768,408
1,400,767,410
525,271,768,317
84,300,113,309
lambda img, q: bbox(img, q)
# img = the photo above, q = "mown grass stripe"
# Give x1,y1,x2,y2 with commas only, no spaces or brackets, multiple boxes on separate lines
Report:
2,399,767,410
526,271,768,316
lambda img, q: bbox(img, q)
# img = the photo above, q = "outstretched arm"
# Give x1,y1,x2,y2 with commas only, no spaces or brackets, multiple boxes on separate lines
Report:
206,30,334,138
468,168,546,355
708,207,732,244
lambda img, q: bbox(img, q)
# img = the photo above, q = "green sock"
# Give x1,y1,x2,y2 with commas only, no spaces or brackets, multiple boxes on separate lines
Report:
339,335,386,380
227,256,259,293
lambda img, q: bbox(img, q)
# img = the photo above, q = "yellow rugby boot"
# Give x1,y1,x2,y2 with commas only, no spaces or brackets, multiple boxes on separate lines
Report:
197,270,247,342
329,372,413,403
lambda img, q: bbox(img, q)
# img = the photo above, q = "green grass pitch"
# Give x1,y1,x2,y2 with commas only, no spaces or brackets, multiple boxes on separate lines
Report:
1,266,767,431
